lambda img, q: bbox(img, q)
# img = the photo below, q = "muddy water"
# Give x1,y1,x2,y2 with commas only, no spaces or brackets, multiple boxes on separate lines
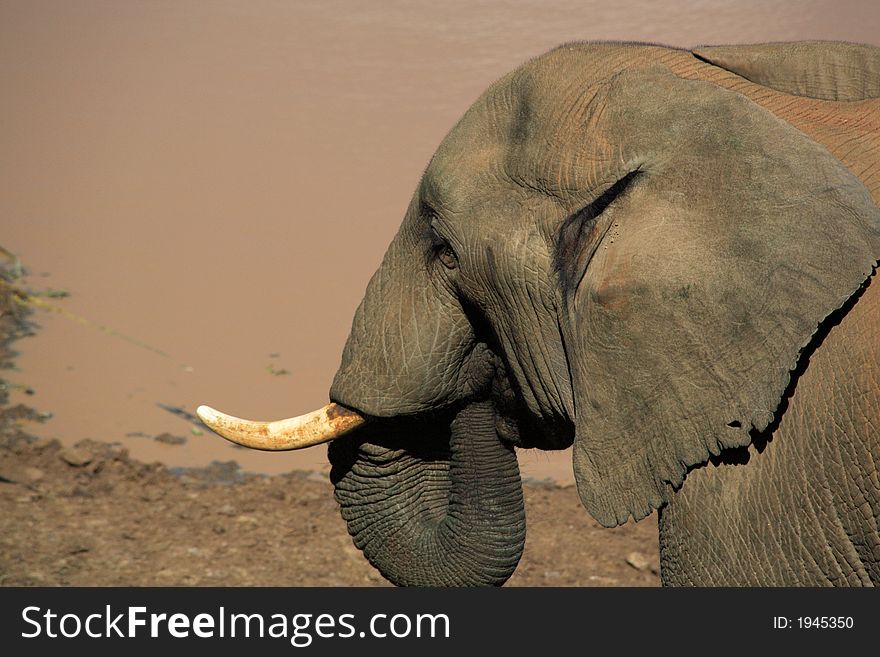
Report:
3,1,878,484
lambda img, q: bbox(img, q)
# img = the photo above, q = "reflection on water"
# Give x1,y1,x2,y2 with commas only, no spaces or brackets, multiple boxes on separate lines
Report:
2,1,877,483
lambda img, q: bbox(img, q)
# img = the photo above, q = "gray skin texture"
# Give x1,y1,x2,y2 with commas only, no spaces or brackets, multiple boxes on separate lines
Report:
327,41,880,586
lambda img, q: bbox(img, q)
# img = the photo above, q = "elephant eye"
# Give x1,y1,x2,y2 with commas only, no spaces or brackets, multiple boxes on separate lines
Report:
430,225,458,270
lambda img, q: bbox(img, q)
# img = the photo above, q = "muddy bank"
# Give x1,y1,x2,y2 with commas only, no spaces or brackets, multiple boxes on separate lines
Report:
0,436,659,587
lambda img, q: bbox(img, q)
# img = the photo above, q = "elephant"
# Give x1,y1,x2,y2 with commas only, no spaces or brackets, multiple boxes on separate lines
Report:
199,40,880,586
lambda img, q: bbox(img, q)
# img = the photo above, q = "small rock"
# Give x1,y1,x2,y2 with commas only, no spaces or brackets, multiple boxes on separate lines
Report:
23,467,45,483
625,551,650,571
141,487,165,502
33,437,59,451
154,433,186,445
267,487,286,501
59,448,92,467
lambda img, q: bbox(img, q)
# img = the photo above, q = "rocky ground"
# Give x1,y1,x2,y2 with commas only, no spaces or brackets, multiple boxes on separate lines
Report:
0,258,659,587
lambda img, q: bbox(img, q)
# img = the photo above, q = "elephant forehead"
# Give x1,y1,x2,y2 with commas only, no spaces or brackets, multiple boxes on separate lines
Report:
427,137,502,205
427,51,625,208
426,91,525,203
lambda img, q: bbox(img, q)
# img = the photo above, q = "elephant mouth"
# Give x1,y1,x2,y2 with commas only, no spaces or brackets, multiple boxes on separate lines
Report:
332,383,575,453
485,368,575,452
327,407,457,465
495,405,575,450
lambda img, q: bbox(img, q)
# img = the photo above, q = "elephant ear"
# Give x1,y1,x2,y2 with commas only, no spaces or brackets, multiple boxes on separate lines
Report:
560,66,880,527
691,41,880,100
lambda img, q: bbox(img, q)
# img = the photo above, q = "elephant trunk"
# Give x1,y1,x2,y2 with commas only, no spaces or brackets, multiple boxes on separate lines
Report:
329,400,525,586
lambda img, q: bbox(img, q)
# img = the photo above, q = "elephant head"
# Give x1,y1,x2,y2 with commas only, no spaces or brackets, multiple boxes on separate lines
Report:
199,42,880,586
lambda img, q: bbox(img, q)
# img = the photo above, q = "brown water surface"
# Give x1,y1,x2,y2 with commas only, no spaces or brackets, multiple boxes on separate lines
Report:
3,1,878,482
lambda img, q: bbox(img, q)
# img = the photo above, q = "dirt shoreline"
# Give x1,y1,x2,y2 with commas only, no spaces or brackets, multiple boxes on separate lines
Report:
0,264,659,587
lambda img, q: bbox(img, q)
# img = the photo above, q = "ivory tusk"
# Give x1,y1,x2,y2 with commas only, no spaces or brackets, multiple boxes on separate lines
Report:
196,402,367,451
